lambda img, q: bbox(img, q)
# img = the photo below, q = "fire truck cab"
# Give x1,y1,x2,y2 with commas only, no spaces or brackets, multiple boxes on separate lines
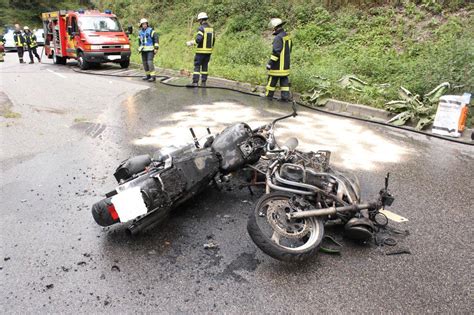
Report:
42,9,131,69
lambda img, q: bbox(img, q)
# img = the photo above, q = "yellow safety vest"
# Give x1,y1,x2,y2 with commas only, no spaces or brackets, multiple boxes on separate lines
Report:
26,34,37,48
269,35,292,77
14,32,24,47
196,27,214,54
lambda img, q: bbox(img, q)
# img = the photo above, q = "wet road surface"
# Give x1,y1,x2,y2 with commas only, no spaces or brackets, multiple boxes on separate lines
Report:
1,54,473,313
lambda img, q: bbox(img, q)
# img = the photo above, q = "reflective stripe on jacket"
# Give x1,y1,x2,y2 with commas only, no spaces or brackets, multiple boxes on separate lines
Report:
268,30,292,77
195,23,214,54
25,33,37,48
13,31,25,47
138,27,159,52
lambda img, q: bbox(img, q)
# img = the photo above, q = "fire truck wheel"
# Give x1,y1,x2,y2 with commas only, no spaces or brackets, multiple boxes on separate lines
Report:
52,53,67,65
120,60,130,69
77,51,90,70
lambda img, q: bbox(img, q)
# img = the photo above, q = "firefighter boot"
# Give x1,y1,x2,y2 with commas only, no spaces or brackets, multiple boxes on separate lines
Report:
142,75,151,81
29,61,34,64
201,81,207,87
148,76,156,82
37,57,41,63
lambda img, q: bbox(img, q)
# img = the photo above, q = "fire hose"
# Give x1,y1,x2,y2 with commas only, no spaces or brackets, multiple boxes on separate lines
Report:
68,66,473,146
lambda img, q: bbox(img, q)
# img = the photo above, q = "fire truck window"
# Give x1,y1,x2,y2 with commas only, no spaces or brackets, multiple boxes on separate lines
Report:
78,17,122,32
72,17,78,33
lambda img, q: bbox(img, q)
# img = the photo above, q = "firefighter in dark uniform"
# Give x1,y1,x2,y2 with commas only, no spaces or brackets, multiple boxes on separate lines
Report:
0,34,5,62
13,24,26,64
138,18,159,82
188,12,215,87
24,26,41,64
266,18,292,101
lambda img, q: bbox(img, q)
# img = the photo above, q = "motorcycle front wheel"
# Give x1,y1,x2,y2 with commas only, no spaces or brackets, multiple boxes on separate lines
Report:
247,192,324,262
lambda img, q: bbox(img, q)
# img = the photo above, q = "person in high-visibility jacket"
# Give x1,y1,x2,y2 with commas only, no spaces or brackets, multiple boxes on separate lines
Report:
138,18,159,82
13,24,26,64
266,18,292,101
0,34,5,62
23,26,41,64
187,12,215,87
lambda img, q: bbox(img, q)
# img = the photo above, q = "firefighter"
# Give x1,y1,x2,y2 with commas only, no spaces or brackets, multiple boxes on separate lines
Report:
138,18,159,82
24,26,41,64
187,12,215,87
0,34,5,62
13,24,26,64
266,18,292,101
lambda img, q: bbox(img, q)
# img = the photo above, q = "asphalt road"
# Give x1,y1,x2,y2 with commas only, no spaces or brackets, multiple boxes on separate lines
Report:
1,52,473,313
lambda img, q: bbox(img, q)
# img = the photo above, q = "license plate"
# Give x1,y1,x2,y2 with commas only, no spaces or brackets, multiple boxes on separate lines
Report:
107,55,121,60
111,187,147,222
379,209,408,223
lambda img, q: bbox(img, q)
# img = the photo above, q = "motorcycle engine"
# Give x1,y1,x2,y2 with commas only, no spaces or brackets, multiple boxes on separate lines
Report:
212,123,264,174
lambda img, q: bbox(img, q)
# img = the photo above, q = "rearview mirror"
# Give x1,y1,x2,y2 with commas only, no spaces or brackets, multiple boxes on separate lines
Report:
126,25,133,35
67,25,72,35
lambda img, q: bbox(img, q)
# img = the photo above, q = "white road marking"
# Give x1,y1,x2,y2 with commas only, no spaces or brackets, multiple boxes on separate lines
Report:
47,68,67,79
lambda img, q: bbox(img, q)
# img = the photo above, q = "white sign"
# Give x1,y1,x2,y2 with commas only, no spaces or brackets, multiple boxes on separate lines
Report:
107,55,121,60
111,187,147,222
432,94,470,138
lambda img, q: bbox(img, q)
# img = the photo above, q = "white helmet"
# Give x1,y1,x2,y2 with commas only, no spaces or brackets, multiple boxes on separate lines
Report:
139,18,148,26
268,18,285,29
23,26,30,30
197,12,208,20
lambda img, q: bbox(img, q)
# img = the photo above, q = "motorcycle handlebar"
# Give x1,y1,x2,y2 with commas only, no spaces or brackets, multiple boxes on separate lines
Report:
252,103,298,133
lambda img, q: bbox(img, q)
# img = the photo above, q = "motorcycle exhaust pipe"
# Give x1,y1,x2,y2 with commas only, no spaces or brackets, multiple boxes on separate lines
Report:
288,203,375,220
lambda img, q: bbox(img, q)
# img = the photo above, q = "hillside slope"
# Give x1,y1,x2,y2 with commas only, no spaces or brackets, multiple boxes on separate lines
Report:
93,0,472,108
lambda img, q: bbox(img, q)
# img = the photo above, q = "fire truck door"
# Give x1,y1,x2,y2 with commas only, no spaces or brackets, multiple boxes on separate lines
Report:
66,15,79,57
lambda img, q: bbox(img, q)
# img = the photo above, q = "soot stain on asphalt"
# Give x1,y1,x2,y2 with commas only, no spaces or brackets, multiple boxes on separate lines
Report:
71,122,107,138
216,252,260,283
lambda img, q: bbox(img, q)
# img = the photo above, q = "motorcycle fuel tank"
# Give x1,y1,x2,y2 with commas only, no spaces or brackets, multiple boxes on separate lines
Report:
212,123,254,174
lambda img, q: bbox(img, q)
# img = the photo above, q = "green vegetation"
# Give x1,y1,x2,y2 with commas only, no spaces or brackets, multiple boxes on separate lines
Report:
0,1,93,28
3,0,472,114
95,0,472,110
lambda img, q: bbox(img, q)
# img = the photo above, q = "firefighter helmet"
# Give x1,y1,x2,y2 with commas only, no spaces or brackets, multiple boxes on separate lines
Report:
23,26,30,30
268,18,285,29
139,18,148,27
197,12,208,20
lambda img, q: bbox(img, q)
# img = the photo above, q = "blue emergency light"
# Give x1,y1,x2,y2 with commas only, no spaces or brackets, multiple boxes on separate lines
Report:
104,9,112,14
78,8,85,14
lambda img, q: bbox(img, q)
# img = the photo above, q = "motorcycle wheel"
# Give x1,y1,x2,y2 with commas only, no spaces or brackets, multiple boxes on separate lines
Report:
247,192,324,262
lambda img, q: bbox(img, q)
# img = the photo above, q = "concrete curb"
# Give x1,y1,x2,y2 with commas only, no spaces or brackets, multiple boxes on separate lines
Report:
324,99,393,122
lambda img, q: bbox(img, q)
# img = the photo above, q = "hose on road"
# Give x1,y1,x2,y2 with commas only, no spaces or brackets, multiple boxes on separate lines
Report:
69,66,473,146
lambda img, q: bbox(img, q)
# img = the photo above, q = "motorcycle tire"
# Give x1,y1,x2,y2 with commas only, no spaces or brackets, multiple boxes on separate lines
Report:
247,192,324,262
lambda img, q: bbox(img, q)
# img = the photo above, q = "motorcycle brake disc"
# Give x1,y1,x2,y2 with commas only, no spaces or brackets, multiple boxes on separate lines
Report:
266,200,310,239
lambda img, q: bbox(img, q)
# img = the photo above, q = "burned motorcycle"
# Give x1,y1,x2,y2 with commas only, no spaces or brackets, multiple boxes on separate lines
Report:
246,108,402,262
92,105,404,263
91,121,267,235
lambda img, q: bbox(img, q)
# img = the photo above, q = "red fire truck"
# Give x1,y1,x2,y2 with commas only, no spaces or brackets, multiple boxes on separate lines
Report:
42,9,132,69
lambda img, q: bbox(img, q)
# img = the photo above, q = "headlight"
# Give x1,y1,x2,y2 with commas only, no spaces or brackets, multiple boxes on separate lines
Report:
123,44,130,49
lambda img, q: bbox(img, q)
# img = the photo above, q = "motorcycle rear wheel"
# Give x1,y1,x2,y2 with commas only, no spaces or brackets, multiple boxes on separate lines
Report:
247,192,324,262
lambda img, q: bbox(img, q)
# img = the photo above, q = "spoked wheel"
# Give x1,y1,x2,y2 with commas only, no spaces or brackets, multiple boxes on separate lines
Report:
247,192,324,262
